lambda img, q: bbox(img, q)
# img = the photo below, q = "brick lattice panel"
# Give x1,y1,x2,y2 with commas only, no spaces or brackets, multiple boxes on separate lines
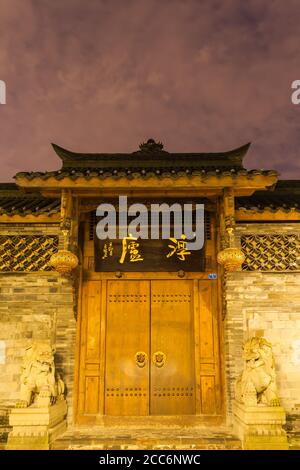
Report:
0,235,58,272
241,234,300,271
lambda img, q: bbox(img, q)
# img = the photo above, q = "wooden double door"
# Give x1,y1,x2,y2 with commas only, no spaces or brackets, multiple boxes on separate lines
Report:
105,280,195,416
77,277,222,422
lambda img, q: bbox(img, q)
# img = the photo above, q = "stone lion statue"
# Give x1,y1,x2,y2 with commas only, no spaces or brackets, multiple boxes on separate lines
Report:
16,341,65,408
235,336,280,407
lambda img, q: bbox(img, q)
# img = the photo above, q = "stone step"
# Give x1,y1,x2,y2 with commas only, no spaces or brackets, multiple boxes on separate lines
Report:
52,426,242,450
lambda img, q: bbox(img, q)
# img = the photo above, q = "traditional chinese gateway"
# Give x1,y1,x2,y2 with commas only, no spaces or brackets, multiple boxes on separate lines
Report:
0,139,299,449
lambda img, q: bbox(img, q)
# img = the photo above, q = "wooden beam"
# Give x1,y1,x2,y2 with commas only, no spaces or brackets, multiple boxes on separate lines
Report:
15,174,278,195
41,188,224,199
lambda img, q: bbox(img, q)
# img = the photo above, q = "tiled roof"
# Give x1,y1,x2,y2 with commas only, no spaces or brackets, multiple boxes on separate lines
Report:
15,140,278,180
15,167,278,181
0,184,60,216
236,180,300,212
51,140,251,169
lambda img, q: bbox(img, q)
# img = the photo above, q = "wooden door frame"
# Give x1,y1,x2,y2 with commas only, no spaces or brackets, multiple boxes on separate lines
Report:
74,271,224,425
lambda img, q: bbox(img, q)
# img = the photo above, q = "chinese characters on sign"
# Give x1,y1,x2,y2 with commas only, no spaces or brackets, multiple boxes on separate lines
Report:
167,235,191,261
102,241,113,259
119,236,144,263
95,234,205,272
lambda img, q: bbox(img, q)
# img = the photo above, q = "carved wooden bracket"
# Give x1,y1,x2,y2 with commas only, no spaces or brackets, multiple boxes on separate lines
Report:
60,189,80,253
223,187,235,247
218,188,237,320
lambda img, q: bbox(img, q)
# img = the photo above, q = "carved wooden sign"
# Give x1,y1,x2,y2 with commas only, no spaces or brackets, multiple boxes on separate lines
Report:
94,235,205,272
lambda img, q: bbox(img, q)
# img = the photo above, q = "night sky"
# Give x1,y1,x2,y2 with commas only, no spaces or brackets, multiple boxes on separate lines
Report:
1,0,300,181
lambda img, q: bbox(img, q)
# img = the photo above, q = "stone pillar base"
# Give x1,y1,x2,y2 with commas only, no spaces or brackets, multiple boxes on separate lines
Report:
6,400,67,450
233,400,289,450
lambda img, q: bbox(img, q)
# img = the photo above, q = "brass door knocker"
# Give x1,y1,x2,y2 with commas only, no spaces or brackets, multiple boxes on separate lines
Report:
153,351,166,368
135,351,147,368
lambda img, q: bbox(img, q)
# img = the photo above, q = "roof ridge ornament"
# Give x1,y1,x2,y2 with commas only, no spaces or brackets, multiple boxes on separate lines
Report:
138,138,165,153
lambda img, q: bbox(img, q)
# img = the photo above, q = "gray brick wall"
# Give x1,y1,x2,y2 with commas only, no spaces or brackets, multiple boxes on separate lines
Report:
225,223,300,422
0,224,76,424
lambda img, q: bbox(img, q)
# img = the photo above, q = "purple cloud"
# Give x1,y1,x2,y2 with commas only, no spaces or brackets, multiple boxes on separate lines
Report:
0,0,300,181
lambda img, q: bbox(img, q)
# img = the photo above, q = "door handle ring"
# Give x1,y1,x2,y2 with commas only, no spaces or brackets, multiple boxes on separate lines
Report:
135,351,148,368
153,351,166,368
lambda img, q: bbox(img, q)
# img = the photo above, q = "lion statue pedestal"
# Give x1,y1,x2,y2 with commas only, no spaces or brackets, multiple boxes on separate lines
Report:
6,342,67,450
233,336,288,450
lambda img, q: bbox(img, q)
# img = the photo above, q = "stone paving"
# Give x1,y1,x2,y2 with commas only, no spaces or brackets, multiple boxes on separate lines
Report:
52,425,242,450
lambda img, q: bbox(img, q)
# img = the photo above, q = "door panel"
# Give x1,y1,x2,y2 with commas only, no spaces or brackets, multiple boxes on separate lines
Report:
198,280,221,415
77,277,221,421
150,280,196,415
78,281,103,418
105,280,150,416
